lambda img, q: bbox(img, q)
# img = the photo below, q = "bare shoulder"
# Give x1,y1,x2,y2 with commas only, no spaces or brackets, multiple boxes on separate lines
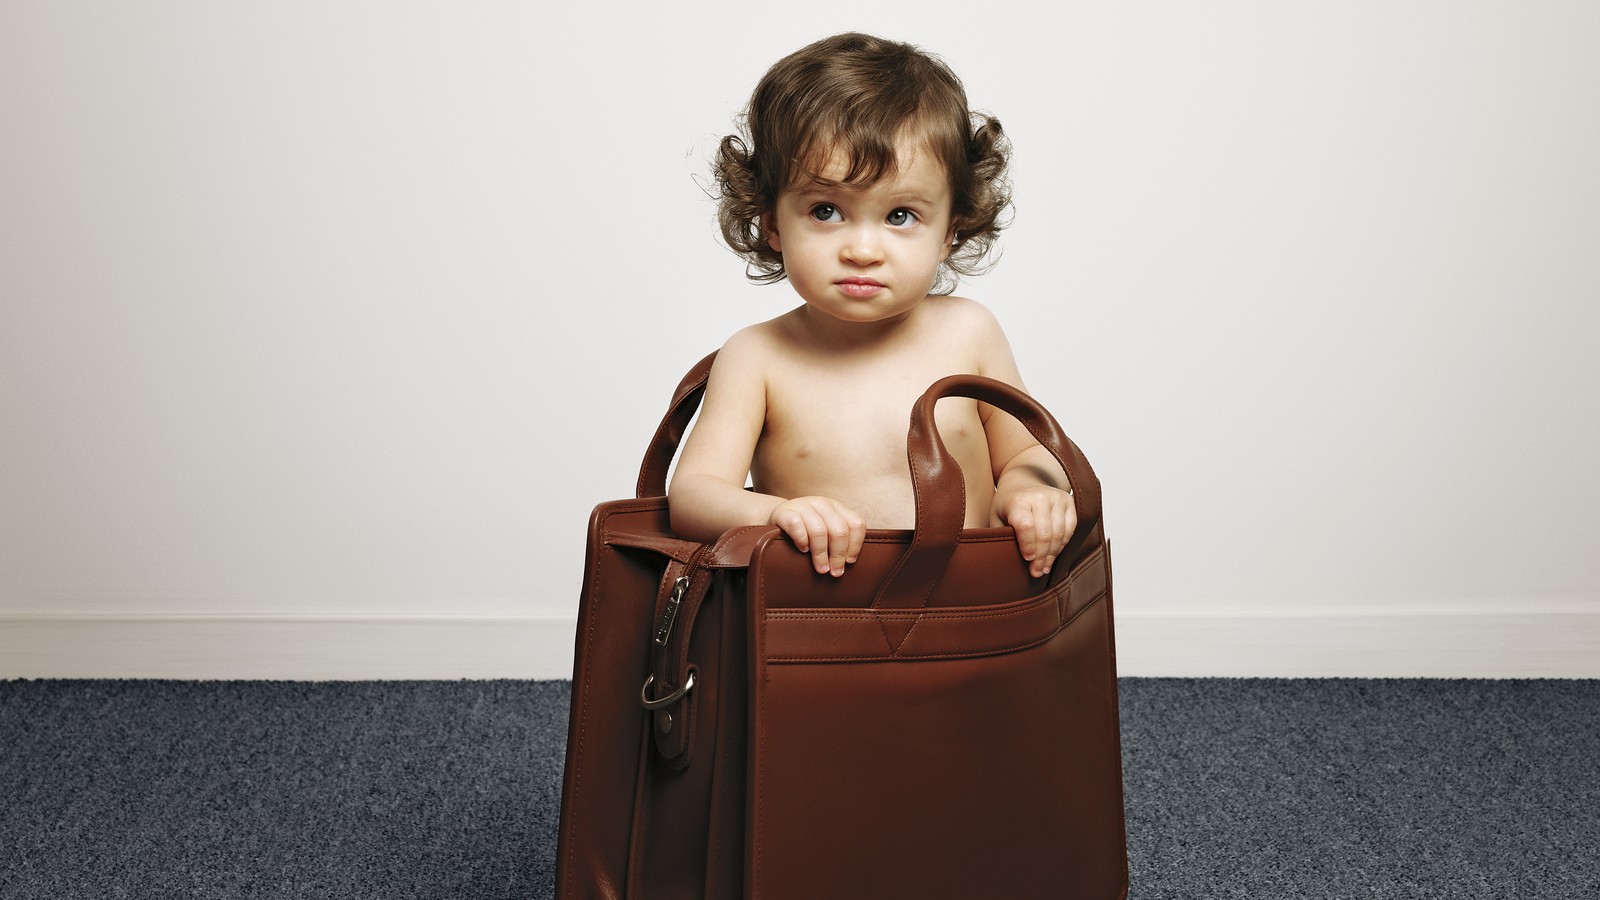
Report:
673,322,778,480
710,319,783,379
923,294,1003,329
921,295,1018,375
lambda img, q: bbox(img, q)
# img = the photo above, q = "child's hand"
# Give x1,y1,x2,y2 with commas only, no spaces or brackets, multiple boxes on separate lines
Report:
769,496,866,577
996,485,1076,579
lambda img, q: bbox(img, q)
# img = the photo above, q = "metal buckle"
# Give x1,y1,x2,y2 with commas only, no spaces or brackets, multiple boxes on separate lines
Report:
640,667,697,711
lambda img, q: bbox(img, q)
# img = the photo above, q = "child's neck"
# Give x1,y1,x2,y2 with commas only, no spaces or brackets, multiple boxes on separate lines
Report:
789,302,925,352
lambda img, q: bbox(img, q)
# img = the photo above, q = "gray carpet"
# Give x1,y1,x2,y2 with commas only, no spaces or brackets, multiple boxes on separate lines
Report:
1,678,1596,898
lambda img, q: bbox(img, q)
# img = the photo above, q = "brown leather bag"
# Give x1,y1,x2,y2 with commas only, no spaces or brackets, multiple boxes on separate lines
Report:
555,353,1128,900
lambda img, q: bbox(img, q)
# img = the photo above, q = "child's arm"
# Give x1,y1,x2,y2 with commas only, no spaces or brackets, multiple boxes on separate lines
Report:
965,302,1078,579
991,443,1076,578
667,333,866,577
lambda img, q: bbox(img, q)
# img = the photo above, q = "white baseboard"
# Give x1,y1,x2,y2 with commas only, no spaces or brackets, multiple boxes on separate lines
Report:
2,608,1596,680
1113,608,1600,678
0,614,579,680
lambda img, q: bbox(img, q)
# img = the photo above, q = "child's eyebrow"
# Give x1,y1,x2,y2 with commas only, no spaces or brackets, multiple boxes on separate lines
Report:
788,180,939,207
793,172,849,191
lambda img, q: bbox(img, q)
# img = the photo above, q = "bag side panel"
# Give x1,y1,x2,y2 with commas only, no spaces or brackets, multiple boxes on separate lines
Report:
556,502,673,900
628,576,743,900
1101,541,1130,895
703,573,750,900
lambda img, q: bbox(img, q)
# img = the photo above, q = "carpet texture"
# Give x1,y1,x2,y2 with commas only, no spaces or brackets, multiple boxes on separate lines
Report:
2,678,1596,898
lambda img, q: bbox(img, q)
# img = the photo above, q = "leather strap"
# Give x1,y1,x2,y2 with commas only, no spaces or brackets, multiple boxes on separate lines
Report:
872,375,1102,613
645,556,711,768
636,354,1103,612
635,352,718,499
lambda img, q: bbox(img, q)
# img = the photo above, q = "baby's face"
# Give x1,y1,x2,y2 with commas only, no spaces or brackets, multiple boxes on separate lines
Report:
764,141,954,330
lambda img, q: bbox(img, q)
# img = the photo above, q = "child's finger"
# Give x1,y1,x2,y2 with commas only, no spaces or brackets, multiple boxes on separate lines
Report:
1010,507,1040,564
1020,495,1061,578
1032,506,1053,578
773,498,865,577
821,502,867,576
819,508,854,577
1009,511,1033,557
771,508,811,553
845,511,866,565
797,508,836,575
1040,507,1061,575
1041,499,1076,577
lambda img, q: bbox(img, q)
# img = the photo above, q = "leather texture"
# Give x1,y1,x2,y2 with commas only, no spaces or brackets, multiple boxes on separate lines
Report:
556,354,1128,900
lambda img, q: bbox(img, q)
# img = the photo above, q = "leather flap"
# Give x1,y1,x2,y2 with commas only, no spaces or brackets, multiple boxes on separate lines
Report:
704,525,783,569
760,543,1110,663
602,527,703,564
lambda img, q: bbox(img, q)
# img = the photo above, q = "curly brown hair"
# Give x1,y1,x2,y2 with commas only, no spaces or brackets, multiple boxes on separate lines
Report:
715,32,1012,294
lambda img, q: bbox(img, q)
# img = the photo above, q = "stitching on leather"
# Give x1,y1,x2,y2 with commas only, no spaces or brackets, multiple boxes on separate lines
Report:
708,588,738,894
768,629,1056,663
766,592,1060,623
772,576,1071,617
1098,545,1130,872
562,539,609,898
766,544,1104,622
903,441,966,648
871,450,920,653
885,445,964,655
703,524,772,569
862,530,1014,545
600,498,669,520
766,587,1096,623
754,551,768,895
764,588,1108,663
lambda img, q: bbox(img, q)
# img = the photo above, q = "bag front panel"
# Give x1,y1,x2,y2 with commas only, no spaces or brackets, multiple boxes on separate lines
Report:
759,544,1110,663
748,546,1126,900
751,527,1050,611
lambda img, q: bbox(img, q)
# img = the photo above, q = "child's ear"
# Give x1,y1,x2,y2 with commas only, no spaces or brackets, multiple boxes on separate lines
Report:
942,224,957,260
762,213,783,253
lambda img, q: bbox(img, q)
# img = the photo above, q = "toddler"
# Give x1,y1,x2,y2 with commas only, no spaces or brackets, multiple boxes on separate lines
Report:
669,32,1075,580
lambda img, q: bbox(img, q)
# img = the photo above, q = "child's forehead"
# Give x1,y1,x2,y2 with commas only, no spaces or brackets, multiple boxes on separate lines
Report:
790,136,948,192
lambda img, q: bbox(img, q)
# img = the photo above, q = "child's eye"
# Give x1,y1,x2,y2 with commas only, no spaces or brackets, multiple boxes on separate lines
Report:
809,204,841,222
887,208,917,227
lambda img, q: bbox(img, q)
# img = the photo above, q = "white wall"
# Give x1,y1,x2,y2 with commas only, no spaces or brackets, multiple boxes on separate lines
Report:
3,1,1597,678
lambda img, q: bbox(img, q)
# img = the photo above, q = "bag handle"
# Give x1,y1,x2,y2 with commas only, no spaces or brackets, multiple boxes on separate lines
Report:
871,374,1103,612
636,352,718,499
635,355,1104,599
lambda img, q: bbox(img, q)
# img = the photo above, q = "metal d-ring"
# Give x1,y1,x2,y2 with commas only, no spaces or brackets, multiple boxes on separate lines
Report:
640,668,697,711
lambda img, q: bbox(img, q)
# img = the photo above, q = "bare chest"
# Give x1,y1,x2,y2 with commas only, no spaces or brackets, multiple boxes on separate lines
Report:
751,361,995,527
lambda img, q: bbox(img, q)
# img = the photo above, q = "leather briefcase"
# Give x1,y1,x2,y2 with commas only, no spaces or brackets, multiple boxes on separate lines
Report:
555,353,1128,900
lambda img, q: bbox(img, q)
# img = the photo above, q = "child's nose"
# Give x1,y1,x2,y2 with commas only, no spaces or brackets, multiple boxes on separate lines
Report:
840,225,884,265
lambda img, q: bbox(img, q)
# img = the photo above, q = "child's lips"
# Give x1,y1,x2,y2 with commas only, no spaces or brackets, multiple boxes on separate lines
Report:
836,278,885,298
